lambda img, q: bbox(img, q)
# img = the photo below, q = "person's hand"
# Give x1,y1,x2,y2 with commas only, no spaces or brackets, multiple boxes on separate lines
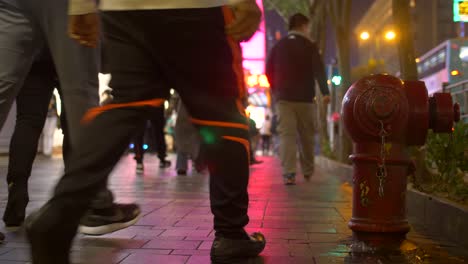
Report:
323,95,331,105
68,13,100,48
226,0,262,42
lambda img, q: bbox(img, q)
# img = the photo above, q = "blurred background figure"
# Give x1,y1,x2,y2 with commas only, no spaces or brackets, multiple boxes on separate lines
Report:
175,102,205,175
41,95,58,157
248,115,262,165
133,107,172,174
165,109,177,153
260,114,272,155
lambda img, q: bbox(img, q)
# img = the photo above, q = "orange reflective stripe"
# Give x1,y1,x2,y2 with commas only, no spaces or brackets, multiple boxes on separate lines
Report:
222,6,246,99
236,99,248,118
222,136,250,161
81,98,165,124
190,118,249,130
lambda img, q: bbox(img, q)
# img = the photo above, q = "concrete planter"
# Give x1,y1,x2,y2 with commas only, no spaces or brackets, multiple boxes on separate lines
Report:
406,188,468,249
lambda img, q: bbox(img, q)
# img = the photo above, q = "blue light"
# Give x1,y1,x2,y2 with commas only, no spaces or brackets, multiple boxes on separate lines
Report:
143,144,149,150
129,143,134,149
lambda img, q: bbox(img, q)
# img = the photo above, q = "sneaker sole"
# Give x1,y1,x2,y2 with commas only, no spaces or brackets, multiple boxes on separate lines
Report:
78,214,141,236
211,256,262,264
5,225,22,232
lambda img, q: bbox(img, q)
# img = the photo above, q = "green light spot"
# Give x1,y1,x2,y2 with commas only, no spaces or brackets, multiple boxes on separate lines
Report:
200,127,217,144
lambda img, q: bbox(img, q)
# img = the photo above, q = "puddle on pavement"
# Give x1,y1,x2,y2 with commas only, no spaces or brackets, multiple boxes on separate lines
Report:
340,239,468,264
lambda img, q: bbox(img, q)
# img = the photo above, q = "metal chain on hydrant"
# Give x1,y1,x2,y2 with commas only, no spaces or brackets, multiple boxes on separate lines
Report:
377,120,388,197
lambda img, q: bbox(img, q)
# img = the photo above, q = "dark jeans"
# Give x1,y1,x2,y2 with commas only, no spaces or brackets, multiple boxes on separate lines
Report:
4,64,57,225
31,8,251,262
134,107,168,163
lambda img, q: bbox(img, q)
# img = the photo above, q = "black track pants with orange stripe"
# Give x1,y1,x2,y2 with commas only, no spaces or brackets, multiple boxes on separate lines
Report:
31,7,251,247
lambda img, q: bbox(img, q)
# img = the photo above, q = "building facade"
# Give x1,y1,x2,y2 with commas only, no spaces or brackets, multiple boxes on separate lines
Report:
355,0,468,75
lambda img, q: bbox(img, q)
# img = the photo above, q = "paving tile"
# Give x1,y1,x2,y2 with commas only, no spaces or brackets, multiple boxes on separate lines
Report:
0,248,31,262
0,247,15,255
184,236,214,242
118,248,171,255
135,235,185,241
118,253,188,264
80,238,149,249
185,255,211,264
1,242,31,249
142,240,201,250
170,249,210,256
307,234,343,243
71,249,129,264
159,229,210,237
197,241,212,250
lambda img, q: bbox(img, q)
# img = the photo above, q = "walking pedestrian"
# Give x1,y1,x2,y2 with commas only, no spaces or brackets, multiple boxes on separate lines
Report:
260,114,272,155
266,13,330,185
25,1,266,263
133,107,172,174
0,0,140,237
3,50,59,230
175,101,202,175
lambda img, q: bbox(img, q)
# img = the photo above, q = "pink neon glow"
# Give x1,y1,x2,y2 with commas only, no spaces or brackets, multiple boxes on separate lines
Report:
241,0,265,74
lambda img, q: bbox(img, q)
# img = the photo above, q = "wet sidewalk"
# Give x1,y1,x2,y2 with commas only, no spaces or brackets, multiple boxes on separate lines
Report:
0,154,466,264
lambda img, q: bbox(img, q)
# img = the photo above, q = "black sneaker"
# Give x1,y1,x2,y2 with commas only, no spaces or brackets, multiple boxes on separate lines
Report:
177,169,187,176
25,208,73,264
159,160,171,169
3,182,29,231
210,232,266,263
78,203,141,236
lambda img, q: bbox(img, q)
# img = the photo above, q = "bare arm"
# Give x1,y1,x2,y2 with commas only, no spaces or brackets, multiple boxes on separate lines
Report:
68,0,99,47
226,0,262,42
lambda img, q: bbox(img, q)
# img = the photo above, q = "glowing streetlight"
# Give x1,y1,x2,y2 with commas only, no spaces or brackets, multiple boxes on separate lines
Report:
360,31,370,40
385,31,396,40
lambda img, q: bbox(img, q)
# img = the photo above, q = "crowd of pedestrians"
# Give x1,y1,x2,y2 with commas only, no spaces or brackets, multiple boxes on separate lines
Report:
0,0,329,262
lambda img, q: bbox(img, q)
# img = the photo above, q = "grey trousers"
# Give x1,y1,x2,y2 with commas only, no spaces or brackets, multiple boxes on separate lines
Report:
276,100,316,176
0,0,113,208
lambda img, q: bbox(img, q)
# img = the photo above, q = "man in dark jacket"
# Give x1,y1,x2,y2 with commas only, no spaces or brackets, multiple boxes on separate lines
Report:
266,13,330,185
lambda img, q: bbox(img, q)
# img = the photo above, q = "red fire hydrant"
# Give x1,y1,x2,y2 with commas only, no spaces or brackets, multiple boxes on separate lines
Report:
342,74,460,248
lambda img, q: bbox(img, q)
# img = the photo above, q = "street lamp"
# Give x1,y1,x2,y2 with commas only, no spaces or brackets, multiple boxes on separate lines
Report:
360,31,370,40
359,30,396,63
385,30,396,40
